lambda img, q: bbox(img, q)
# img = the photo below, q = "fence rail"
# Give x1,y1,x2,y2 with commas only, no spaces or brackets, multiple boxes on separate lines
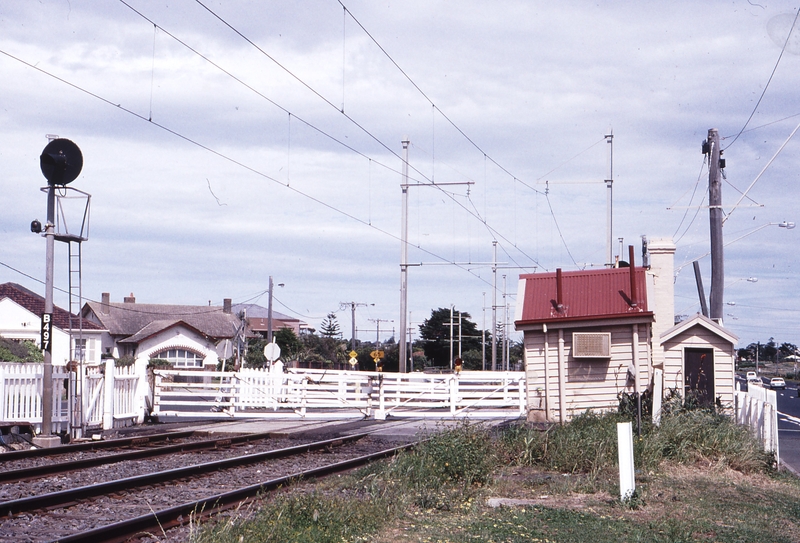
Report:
0,361,141,436
734,385,779,463
153,368,527,420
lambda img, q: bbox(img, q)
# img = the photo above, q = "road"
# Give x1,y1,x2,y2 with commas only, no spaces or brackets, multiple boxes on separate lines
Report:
735,374,800,474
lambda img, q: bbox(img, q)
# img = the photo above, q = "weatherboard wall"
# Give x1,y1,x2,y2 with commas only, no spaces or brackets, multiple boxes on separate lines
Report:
523,321,652,423
661,317,737,411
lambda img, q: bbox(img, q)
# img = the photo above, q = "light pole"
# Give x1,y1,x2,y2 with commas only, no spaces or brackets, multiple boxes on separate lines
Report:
267,276,284,344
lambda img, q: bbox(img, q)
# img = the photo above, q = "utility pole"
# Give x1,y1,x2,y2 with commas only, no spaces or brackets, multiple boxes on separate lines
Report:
707,128,724,321
605,132,614,267
340,301,371,352
492,240,498,371
482,292,486,371
399,138,410,373
398,138,472,373
369,318,392,346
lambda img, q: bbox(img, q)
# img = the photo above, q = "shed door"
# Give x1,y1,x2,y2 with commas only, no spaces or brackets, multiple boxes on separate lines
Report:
684,348,714,407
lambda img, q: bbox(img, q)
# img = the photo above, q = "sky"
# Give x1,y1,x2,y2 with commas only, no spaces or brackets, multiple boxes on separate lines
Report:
1,1,799,351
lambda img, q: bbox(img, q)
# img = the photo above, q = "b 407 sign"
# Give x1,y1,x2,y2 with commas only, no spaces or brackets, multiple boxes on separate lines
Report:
40,313,52,353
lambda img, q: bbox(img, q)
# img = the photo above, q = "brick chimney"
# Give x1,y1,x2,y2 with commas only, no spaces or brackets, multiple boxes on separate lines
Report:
123,293,136,303
223,298,232,314
101,292,110,314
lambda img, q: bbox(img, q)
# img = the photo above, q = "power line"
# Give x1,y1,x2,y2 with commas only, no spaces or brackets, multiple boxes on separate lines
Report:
0,47,497,289
724,6,800,150
119,1,542,272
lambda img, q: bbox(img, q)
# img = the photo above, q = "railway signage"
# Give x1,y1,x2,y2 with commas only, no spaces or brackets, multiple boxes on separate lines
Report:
40,313,52,353
263,342,281,362
370,350,384,360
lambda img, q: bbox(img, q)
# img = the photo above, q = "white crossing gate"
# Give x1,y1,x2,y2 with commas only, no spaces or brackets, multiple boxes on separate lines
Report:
152,368,526,420
0,361,142,436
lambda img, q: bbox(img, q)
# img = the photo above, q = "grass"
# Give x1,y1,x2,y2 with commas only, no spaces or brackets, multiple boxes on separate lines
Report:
190,408,797,543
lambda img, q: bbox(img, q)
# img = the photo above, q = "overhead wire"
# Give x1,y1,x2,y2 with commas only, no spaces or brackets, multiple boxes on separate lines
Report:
0,258,269,316
126,0,543,274
0,47,495,289
723,6,800,150
671,155,707,243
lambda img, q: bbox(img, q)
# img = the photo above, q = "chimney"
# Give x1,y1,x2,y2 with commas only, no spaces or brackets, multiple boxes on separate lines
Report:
647,238,676,367
101,292,110,314
123,293,136,303
628,245,637,308
556,268,564,312
223,298,232,314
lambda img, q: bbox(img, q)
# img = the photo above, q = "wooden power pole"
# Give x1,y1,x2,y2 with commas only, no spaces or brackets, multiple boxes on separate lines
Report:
707,128,724,321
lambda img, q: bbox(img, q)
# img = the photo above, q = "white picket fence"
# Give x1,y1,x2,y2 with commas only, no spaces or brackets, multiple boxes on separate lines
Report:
734,384,779,463
152,368,527,420
0,361,142,436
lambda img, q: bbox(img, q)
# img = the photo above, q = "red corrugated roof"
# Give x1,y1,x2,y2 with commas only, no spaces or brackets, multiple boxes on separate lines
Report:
516,267,651,325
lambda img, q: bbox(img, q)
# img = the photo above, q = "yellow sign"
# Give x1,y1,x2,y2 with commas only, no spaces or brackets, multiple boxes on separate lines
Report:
370,350,385,360
349,350,358,358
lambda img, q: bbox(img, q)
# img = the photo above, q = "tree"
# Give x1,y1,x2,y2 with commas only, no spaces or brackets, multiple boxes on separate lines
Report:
779,342,798,361
418,307,483,368
275,328,302,360
320,312,342,338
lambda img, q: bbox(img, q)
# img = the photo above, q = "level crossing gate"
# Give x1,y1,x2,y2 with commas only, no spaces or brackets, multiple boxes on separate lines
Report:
152,368,527,420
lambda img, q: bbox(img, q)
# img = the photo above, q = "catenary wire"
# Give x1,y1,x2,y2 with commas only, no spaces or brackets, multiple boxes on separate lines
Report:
723,6,800,150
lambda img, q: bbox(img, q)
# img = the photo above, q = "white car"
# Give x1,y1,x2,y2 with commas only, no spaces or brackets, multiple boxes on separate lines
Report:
746,371,757,381
770,377,786,390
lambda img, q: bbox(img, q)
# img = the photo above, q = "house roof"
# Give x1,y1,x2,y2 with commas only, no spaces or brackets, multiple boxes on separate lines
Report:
0,282,103,331
515,267,652,326
84,300,240,340
660,313,738,345
231,303,297,322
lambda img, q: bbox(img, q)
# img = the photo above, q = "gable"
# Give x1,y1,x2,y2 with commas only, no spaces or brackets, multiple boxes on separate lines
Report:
0,282,102,331
660,313,738,346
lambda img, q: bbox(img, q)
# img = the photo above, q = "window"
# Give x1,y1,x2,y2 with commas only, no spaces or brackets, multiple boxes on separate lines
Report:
152,348,204,368
73,338,96,363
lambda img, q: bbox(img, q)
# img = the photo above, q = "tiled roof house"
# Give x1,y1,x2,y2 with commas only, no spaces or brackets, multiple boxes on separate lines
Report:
0,282,104,365
82,293,243,369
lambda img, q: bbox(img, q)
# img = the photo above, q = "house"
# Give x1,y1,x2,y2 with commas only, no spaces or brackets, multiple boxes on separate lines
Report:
514,239,737,423
82,293,244,369
232,303,311,337
0,282,104,365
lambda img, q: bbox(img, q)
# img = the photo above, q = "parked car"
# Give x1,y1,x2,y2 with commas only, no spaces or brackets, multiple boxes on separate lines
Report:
746,371,757,381
748,377,761,387
770,377,786,390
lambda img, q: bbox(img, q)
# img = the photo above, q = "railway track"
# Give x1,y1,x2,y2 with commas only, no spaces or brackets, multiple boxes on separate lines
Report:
0,429,415,542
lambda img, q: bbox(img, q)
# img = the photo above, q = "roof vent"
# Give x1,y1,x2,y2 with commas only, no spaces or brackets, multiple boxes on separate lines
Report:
572,332,611,358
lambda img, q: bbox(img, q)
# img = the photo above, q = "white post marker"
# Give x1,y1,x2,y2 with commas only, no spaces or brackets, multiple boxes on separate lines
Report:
617,421,635,501
652,368,663,426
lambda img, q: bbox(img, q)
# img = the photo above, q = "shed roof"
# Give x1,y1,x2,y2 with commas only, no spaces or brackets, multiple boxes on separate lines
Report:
660,313,738,345
515,267,652,326
0,282,103,331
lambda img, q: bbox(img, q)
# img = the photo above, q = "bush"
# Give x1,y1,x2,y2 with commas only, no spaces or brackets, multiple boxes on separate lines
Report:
637,407,772,472
383,420,497,510
0,338,43,362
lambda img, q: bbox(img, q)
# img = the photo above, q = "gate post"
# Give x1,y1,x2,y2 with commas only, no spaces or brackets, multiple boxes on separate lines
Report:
102,357,115,430
450,376,458,415
376,376,386,420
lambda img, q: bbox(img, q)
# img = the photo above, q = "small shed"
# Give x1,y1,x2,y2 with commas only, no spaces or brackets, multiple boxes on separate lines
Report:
660,313,738,410
515,266,654,423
